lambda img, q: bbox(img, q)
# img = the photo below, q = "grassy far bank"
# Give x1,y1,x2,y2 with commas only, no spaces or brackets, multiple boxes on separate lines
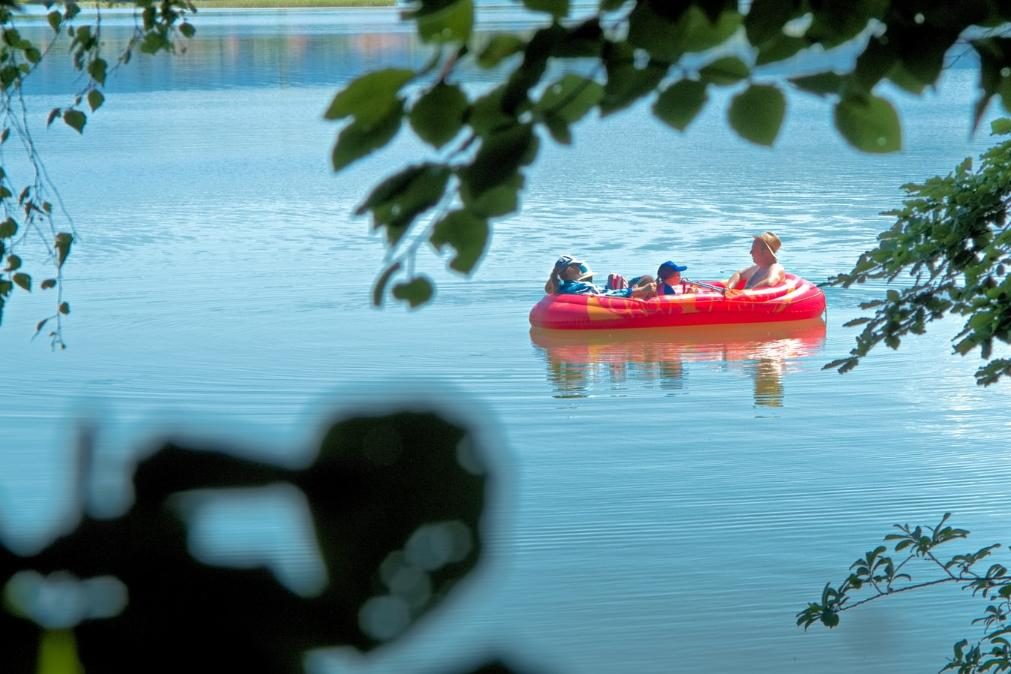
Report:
189,0,394,7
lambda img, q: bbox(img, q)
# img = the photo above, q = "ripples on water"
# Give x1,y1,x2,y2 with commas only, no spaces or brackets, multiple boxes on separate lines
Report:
1,9,1011,674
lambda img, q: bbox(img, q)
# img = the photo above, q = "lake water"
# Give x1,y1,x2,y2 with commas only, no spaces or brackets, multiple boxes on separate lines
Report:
3,6,1011,673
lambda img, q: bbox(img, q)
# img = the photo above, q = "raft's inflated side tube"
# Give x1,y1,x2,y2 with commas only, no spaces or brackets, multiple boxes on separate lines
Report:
528,274,826,330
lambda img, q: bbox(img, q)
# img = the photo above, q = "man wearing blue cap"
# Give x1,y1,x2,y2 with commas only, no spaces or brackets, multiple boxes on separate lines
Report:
656,260,689,296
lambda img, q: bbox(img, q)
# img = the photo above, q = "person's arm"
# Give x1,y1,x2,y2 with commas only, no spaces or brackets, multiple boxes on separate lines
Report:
725,269,744,290
748,264,786,289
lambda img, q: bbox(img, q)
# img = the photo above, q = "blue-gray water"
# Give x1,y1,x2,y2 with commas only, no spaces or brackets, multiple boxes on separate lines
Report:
2,7,1011,673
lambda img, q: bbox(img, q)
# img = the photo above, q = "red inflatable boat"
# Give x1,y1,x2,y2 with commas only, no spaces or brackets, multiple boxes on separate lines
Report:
529,274,826,330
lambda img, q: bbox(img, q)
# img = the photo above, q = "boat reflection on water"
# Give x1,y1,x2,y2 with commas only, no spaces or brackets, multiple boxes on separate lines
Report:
530,319,827,406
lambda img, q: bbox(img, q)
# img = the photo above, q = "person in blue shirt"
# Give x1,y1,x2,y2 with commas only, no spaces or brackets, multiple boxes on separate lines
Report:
655,260,690,296
545,255,655,299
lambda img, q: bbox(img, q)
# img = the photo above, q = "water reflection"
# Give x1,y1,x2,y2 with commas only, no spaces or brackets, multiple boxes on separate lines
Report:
531,319,827,405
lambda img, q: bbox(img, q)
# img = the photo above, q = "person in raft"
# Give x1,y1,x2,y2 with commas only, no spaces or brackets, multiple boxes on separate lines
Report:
725,231,785,290
545,255,656,299
655,260,691,296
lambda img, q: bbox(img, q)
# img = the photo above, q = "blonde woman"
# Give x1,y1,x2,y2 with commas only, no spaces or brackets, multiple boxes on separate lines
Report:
726,232,785,290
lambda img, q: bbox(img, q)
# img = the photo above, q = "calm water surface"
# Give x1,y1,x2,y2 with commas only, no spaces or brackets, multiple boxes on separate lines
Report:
2,8,1011,673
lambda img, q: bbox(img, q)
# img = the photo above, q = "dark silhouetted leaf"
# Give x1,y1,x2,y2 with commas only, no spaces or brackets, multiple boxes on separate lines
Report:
55,232,73,268
392,276,434,307
756,33,807,65
477,34,525,69
699,56,750,86
356,163,452,244
653,79,708,131
87,58,107,85
63,109,86,134
523,0,568,18
789,71,843,97
460,172,523,217
430,209,489,274
834,93,901,153
331,103,404,171
728,84,786,146
324,69,414,126
535,74,603,123
12,272,30,291
460,124,535,196
744,0,801,45
87,89,104,112
413,0,473,44
410,83,468,148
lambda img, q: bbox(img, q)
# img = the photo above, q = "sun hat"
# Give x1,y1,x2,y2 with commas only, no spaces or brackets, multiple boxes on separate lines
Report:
754,232,782,260
657,260,688,278
554,255,593,280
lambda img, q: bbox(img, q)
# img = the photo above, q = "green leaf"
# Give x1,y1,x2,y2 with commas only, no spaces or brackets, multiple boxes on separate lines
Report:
461,123,535,196
54,232,73,268
885,63,927,95
409,83,468,148
140,32,168,55
460,172,523,217
523,0,568,18
699,57,750,86
179,22,196,39
628,6,740,61
331,102,403,171
627,3,684,61
430,209,490,274
653,79,708,131
542,115,571,144
87,58,107,85
5,254,21,271
834,93,902,153
87,89,104,112
41,278,57,290
468,85,514,136
12,272,30,291
62,109,86,134
728,84,786,146
477,34,525,69
536,74,603,124
680,9,742,53
323,69,414,126
600,42,668,115
991,118,1011,135
413,0,473,45
47,10,62,32
392,276,434,308
356,163,452,244
789,71,844,97
59,301,70,315
0,218,16,238
744,0,801,45
756,34,807,66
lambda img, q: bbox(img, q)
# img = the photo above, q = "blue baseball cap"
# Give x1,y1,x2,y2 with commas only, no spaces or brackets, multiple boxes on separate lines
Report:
657,260,687,278
555,255,592,278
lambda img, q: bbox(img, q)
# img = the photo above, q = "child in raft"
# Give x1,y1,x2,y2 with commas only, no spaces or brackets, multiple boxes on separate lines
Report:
654,260,692,296
545,256,656,299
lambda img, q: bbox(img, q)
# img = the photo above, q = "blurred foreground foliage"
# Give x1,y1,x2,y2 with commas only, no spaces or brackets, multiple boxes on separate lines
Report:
798,514,1011,673
0,410,523,674
828,119,1011,386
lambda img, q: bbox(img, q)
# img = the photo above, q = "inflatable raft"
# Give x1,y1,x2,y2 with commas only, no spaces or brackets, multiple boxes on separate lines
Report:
529,274,825,330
